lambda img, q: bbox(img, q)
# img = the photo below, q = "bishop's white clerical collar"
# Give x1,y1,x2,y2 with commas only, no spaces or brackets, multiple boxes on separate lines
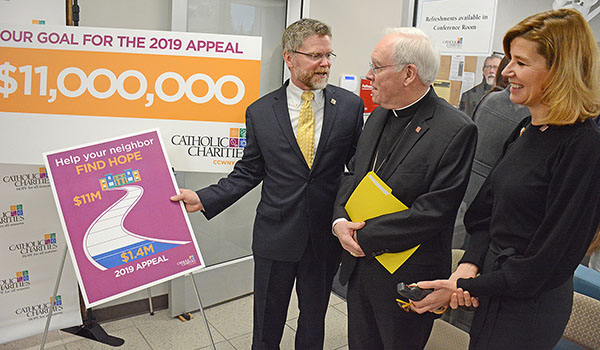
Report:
391,87,431,117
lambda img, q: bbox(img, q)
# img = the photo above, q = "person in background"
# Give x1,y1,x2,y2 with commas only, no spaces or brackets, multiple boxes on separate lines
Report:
332,27,476,349
171,18,364,349
412,9,600,350
488,56,509,91
459,54,503,118
449,55,530,333
462,55,530,210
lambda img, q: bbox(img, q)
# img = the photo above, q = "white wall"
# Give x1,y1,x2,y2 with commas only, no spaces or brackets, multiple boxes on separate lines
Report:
494,1,600,53
309,0,406,92
470,0,600,85
492,1,552,54
78,0,172,30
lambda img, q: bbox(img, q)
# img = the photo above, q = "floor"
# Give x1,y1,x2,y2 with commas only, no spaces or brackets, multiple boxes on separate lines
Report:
0,291,350,350
1,284,581,350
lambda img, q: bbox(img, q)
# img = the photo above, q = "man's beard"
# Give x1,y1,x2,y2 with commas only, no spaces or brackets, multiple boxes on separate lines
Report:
296,68,330,90
485,74,496,85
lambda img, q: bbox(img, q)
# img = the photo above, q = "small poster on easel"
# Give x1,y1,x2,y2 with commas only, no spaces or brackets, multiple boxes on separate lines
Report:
44,129,204,308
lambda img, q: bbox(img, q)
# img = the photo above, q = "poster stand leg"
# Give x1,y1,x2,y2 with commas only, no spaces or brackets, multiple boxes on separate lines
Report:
189,272,217,350
147,288,154,316
40,245,68,350
47,247,124,347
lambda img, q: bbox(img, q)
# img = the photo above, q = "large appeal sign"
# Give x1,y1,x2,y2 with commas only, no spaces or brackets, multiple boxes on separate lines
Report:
0,24,261,172
416,0,498,55
44,129,204,307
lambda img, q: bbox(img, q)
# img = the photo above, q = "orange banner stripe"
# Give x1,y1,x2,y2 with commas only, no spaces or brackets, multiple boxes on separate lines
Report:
0,47,260,123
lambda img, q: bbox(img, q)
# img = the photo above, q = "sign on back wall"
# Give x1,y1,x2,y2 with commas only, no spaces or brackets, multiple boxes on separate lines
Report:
416,0,498,56
0,23,262,173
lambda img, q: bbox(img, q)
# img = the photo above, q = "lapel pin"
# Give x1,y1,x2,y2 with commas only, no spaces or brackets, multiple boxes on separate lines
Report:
415,126,422,133
330,98,336,105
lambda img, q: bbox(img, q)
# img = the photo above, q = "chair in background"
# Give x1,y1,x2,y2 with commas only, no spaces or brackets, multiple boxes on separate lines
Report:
442,249,474,333
451,249,465,273
573,264,600,300
560,292,600,350
424,249,471,350
425,318,470,350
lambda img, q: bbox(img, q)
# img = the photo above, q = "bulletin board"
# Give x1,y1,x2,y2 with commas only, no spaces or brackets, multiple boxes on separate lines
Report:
435,55,478,107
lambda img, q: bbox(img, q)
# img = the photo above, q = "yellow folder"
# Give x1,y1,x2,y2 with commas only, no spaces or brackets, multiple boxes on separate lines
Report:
344,171,420,274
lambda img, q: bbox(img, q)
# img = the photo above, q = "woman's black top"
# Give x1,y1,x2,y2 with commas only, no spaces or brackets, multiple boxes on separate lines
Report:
458,119,600,298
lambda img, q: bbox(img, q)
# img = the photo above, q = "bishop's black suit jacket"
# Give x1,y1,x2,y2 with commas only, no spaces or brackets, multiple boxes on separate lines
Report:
334,90,477,285
197,81,364,262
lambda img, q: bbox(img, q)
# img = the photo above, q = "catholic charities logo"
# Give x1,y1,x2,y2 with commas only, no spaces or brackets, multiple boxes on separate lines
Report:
1,204,25,226
177,254,198,267
442,37,463,49
0,270,31,294
2,167,50,189
171,127,247,162
15,295,64,321
9,233,58,257
228,127,247,148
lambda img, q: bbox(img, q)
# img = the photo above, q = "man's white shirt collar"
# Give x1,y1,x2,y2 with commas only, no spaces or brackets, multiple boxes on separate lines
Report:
287,80,324,107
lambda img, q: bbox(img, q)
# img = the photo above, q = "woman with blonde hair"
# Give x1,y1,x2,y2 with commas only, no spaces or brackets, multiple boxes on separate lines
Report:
411,8,600,349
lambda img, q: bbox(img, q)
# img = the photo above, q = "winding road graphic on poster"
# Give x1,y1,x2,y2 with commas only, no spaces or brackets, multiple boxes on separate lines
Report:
84,184,190,270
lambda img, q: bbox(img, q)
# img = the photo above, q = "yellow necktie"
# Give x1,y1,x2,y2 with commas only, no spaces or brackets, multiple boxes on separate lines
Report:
298,91,315,168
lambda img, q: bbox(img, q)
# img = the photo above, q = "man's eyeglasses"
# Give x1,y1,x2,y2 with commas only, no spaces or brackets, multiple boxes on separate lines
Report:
369,62,396,76
292,50,336,62
483,65,499,70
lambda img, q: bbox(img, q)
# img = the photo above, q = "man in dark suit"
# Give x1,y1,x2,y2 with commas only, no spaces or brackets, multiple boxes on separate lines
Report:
332,28,477,349
171,19,363,350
